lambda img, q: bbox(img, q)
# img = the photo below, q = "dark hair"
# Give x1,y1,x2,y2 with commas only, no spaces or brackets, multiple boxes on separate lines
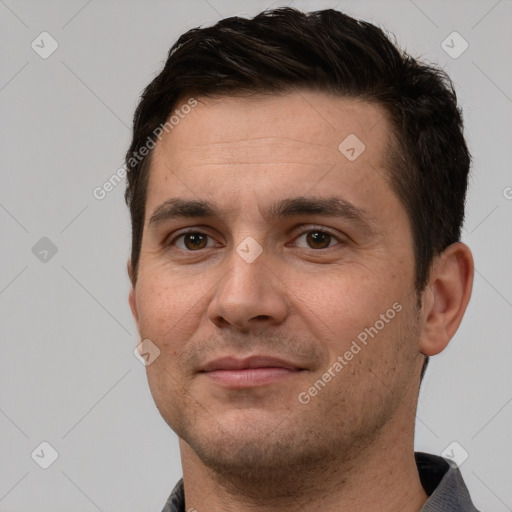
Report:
125,7,470,298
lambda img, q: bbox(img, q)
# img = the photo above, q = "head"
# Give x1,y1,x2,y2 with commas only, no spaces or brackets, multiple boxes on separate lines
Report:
125,8,473,481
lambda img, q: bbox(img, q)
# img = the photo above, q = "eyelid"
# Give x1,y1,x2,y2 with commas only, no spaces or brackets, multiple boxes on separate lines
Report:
293,224,342,237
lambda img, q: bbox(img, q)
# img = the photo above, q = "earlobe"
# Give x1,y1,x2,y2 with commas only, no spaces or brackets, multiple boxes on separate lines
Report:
419,242,474,356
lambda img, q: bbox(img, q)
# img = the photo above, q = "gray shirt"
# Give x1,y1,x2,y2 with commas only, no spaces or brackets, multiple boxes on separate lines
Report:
160,452,481,511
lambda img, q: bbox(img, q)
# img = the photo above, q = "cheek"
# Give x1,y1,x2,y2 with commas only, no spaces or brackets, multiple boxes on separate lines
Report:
295,265,400,322
135,267,203,345
289,266,410,368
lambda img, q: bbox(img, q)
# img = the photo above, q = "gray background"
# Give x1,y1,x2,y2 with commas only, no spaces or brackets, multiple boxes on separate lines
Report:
1,0,511,510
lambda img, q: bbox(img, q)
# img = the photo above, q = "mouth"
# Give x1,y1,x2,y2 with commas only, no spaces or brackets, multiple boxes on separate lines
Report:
199,355,306,388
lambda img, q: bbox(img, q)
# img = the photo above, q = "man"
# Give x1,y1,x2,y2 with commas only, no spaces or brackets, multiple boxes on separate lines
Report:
125,7,478,512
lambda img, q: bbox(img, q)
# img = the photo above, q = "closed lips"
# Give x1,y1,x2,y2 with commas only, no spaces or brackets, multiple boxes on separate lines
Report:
200,355,304,372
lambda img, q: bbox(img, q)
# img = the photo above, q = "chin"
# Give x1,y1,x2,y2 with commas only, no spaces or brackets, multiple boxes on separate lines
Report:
179,409,333,480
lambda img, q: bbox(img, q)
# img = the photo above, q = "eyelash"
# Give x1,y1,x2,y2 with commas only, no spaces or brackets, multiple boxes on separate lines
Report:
166,226,344,251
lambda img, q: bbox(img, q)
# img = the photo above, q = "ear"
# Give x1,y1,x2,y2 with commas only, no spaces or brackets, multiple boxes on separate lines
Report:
419,242,474,356
127,259,140,333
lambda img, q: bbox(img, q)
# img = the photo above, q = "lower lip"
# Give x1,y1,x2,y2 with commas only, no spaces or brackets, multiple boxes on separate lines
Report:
203,367,301,387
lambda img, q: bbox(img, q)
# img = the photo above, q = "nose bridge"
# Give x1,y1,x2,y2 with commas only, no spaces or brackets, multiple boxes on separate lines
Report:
208,236,288,328
219,236,269,304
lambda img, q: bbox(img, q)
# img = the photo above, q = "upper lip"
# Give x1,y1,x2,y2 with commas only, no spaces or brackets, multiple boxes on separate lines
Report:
200,355,304,372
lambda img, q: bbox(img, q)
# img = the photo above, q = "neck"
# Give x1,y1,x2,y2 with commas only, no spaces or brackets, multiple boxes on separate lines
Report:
179,417,428,512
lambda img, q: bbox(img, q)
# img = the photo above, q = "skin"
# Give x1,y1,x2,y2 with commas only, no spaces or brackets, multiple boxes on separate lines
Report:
128,90,474,512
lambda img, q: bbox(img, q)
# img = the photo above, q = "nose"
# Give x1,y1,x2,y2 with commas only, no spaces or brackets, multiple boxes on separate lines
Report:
207,244,289,331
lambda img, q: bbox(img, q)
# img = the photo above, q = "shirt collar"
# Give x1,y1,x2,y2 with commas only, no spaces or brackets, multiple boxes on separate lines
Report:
161,452,480,512
416,452,480,511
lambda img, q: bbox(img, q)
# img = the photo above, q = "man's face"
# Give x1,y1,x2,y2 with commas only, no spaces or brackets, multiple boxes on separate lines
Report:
129,91,426,475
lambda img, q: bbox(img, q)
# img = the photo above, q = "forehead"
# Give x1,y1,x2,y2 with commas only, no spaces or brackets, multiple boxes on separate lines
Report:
155,91,390,163
145,91,396,223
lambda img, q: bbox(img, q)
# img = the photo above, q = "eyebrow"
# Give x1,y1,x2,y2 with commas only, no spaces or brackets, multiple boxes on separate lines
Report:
148,196,376,232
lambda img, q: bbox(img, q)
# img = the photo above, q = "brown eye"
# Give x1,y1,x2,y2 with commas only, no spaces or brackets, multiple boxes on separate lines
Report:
306,231,332,249
293,229,341,250
183,233,208,250
170,231,214,251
